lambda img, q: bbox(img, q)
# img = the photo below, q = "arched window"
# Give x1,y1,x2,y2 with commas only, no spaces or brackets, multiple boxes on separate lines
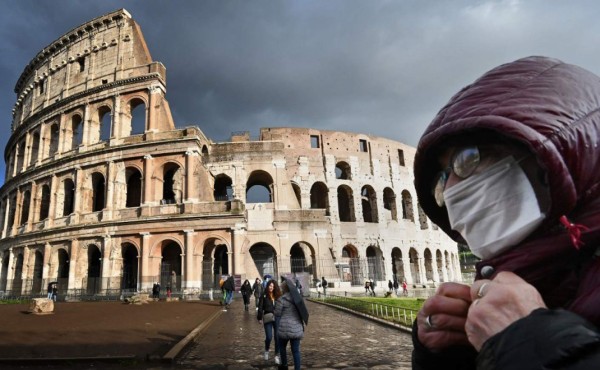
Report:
70,115,83,149
337,185,355,222
63,179,75,216
20,190,31,225
383,187,397,221
29,132,40,166
417,203,429,229
335,161,352,180
91,173,106,212
291,182,302,208
121,243,139,290
39,185,50,221
99,106,112,142
214,174,233,201
310,182,329,215
361,185,378,223
401,190,414,222
16,140,26,172
48,124,60,157
129,99,146,136
246,170,273,203
125,168,142,207
7,194,17,229
87,245,101,294
162,164,183,204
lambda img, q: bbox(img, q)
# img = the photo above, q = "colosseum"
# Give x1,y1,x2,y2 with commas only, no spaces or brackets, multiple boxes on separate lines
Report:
0,9,460,299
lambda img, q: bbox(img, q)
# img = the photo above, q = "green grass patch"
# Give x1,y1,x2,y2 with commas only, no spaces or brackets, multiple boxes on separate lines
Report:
0,299,29,305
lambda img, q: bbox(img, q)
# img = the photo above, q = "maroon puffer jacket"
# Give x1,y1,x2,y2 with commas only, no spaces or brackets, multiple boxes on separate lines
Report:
413,56,600,326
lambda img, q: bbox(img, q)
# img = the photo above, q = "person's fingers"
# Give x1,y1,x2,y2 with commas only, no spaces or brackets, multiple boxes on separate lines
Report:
418,326,471,351
491,271,527,284
436,282,472,302
470,279,492,302
423,312,468,332
423,293,471,318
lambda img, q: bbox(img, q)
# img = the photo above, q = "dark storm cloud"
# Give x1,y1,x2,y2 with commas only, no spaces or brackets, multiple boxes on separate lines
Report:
2,0,600,181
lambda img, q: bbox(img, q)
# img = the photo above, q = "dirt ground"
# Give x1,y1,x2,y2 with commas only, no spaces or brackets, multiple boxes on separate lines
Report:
0,299,221,364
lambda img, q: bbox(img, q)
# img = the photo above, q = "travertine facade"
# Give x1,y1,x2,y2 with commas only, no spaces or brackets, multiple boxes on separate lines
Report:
0,9,460,298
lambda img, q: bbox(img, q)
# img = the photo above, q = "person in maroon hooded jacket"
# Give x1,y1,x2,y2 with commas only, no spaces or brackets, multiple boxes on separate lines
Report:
412,56,600,369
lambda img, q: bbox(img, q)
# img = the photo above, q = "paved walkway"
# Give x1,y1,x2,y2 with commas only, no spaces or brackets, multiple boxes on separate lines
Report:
176,299,413,369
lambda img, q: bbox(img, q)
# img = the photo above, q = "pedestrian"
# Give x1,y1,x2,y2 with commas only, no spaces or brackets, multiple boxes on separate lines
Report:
411,56,600,369
369,279,375,296
393,279,399,296
321,276,327,297
257,279,281,365
219,276,226,306
388,280,393,292
252,277,262,310
275,280,305,370
402,280,408,297
295,278,303,296
46,282,53,299
241,279,252,311
170,270,177,292
155,282,161,299
364,281,370,296
166,285,172,298
222,275,235,309
51,283,58,302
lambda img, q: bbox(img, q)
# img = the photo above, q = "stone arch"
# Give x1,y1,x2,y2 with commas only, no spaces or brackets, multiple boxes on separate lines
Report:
66,114,83,151
0,250,9,291
39,185,51,221
31,250,44,294
213,174,233,201
7,193,16,230
361,185,378,223
436,249,444,282
409,247,421,285
291,182,302,208
12,252,24,294
126,97,147,136
201,237,231,289
401,190,414,222
391,247,404,283
246,170,274,203
85,244,102,294
29,131,40,166
366,245,384,282
125,167,142,207
335,161,352,180
59,178,75,217
56,248,70,296
337,185,355,222
160,162,183,204
98,105,112,142
201,145,209,155
424,248,434,283
155,240,183,292
121,242,139,290
310,182,329,215
383,187,397,221
249,242,278,279
91,172,106,212
289,241,315,276
341,244,362,285
417,203,429,229
48,123,60,157
20,190,31,225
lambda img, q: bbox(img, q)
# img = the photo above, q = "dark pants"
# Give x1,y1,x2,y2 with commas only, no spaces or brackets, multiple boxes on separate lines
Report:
278,337,301,370
263,321,279,354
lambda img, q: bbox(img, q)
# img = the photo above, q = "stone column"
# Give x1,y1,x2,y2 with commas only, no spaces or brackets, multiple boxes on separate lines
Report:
42,243,51,282
82,104,91,146
103,161,115,220
143,155,154,206
21,246,30,295
147,85,162,132
184,230,196,290
101,236,112,292
402,257,412,285
13,188,22,233
112,95,121,139
140,232,151,291
6,248,15,290
25,182,36,231
48,175,58,227
418,257,427,286
67,240,79,293
37,124,46,165
23,131,32,172
72,166,83,219
185,151,198,202
431,255,440,284
1,197,10,238
232,225,246,276
441,254,449,282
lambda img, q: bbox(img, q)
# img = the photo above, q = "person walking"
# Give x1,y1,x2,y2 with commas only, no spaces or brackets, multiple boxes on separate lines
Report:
402,280,408,297
275,280,306,370
369,279,376,296
393,279,399,296
257,279,281,365
320,276,327,297
364,281,370,296
241,279,252,311
252,277,262,310
388,280,393,292
222,275,235,309
51,283,58,302
47,282,53,299
411,56,600,369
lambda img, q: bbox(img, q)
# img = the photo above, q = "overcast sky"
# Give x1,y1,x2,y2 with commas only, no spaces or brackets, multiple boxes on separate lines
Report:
1,0,600,184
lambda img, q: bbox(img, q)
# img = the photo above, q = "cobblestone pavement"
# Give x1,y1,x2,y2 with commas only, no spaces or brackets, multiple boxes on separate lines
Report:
177,299,413,369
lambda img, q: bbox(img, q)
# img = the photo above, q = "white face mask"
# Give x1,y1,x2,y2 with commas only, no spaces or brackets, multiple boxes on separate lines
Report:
443,156,545,260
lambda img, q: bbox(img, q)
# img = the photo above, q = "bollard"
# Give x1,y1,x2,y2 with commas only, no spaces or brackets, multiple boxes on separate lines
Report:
209,288,213,301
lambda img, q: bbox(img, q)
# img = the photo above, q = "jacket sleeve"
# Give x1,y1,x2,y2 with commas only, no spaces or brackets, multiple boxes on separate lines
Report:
257,294,264,321
411,320,477,370
274,296,284,318
478,308,600,370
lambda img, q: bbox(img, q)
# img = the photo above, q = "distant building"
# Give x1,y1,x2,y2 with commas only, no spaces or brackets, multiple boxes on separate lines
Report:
0,9,460,298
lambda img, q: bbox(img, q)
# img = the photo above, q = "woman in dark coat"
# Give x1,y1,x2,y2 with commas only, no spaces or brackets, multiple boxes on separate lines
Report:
412,56,600,369
240,279,253,311
275,280,304,370
257,279,282,365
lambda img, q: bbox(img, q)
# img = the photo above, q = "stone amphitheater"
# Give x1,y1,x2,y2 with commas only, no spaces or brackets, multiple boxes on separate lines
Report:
0,9,460,299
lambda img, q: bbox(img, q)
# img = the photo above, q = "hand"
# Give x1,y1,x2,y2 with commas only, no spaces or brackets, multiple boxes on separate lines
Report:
466,271,547,351
258,320,263,325
417,282,472,351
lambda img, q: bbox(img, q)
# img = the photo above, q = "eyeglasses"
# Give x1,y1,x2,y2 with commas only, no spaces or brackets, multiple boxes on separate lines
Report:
432,146,481,207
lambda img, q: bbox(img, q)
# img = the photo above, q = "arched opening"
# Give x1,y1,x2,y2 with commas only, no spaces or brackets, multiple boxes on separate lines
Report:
91,173,105,212
310,182,329,215
337,185,355,222
130,99,146,136
13,253,24,295
417,203,429,229
29,133,40,166
213,174,233,201
366,246,384,282
436,250,444,282
7,194,16,230
201,145,209,155
70,115,83,149
290,243,307,273
62,179,75,216
0,251,9,291
201,239,229,289
424,248,434,283
162,163,182,204
409,248,420,285
291,182,302,208
246,170,273,203
20,191,31,225
99,106,112,142
49,124,60,157
16,141,26,173
57,249,70,297
39,185,50,221
401,190,414,222
391,248,404,284
121,243,138,290
361,185,378,223
335,161,352,180
341,245,361,285
86,245,101,294
249,243,277,279
125,168,142,207
383,187,397,221
32,251,43,294
161,242,182,292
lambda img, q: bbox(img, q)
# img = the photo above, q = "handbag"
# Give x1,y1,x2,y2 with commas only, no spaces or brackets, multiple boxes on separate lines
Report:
263,312,275,323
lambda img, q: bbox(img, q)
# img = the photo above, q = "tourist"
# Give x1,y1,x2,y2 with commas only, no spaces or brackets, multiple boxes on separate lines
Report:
241,279,252,311
411,56,600,369
257,279,281,364
364,281,370,296
276,279,306,370
388,280,393,292
46,282,53,299
51,283,58,302
321,276,327,297
222,275,235,309
369,279,375,296
393,279,399,296
252,277,262,310
402,280,408,297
